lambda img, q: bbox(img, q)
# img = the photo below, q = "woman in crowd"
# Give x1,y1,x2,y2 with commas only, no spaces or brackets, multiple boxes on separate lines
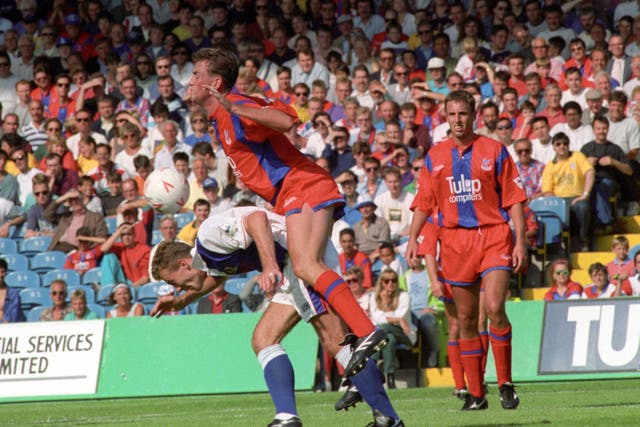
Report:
65,288,98,320
106,283,145,318
544,259,583,300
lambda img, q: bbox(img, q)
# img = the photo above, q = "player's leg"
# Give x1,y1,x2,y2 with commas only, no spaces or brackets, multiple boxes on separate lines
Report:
482,269,519,409
310,307,402,426
450,283,487,410
252,302,303,426
478,289,489,382
286,204,387,376
444,301,467,399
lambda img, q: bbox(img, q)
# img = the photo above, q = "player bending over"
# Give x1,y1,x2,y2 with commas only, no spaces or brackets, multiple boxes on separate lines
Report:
150,206,404,427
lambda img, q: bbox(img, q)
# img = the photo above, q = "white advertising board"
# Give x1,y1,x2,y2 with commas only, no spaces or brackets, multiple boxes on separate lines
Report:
0,320,105,398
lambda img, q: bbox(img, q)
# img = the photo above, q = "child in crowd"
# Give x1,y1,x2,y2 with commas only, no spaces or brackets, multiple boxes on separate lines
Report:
78,176,102,214
101,171,124,216
378,242,406,288
606,235,636,287
514,101,535,139
64,226,104,277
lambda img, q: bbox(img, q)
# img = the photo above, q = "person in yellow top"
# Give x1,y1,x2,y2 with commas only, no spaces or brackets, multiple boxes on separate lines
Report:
176,198,210,246
541,132,595,251
76,136,99,175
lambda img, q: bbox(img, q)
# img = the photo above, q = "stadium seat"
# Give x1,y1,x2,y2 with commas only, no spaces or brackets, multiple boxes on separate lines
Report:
224,277,248,295
151,229,163,245
66,285,96,304
96,284,114,307
19,288,49,311
42,269,81,288
137,282,162,312
88,304,106,319
30,251,67,274
5,271,40,289
629,244,640,260
105,217,118,234
0,238,17,254
529,197,570,254
0,253,29,271
19,236,52,257
27,306,46,322
174,212,194,230
82,267,102,286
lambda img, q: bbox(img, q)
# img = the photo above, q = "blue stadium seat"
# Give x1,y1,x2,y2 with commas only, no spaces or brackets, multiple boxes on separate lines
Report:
224,277,248,295
151,229,163,245
0,238,17,254
105,217,118,234
42,269,81,288
529,197,570,253
82,267,102,285
31,251,67,274
19,236,52,257
66,285,96,304
19,288,49,311
5,271,40,289
174,212,194,230
96,284,114,307
27,306,46,322
0,253,29,271
87,304,106,319
137,282,162,303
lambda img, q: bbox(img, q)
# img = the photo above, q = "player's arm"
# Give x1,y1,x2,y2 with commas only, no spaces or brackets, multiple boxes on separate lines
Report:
242,210,282,293
405,209,429,267
510,202,527,273
151,275,222,316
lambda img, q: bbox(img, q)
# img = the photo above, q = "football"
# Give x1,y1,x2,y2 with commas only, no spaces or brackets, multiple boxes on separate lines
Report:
143,168,190,214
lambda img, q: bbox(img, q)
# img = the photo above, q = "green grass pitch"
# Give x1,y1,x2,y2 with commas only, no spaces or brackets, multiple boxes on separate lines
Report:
2,379,639,426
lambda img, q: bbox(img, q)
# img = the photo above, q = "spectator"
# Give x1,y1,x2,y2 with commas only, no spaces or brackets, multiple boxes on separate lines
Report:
607,35,632,86
192,141,228,190
100,222,151,287
0,149,20,205
158,215,178,243
374,167,414,243
544,258,583,300
101,171,125,217
369,268,416,389
65,288,98,320
345,266,374,311
357,156,388,199
47,73,76,123
338,228,373,289
541,132,594,251
184,158,209,211
550,102,595,152
196,280,242,314
622,251,640,297
40,279,72,321
353,194,391,258
582,263,622,299
378,241,405,281
66,109,108,160
476,102,500,139
336,170,361,227
0,258,24,322
10,145,41,206
116,76,150,128
183,108,211,147
519,72,546,113
581,89,608,126
323,125,355,178
402,259,442,368
78,176,103,214
86,143,130,195
64,226,105,276
24,173,55,238
560,67,588,109
539,83,566,129
177,198,211,246
606,235,636,288
153,120,192,170
106,283,145,317
46,188,109,253
202,178,232,216
514,138,544,201
581,116,632,234
291,48,330,88
21,100,48,153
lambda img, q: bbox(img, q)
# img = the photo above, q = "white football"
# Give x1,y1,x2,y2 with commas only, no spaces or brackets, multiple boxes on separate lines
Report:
144,168,190,214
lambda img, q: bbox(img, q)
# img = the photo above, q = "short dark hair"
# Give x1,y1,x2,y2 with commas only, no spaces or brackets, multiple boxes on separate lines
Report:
192,48,240,92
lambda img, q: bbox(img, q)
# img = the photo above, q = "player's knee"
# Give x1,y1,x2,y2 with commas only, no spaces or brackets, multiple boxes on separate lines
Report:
251,332,272,354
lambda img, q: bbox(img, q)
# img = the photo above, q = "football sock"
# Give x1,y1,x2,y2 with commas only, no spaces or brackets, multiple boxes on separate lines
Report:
459,337,484,398
447,341,466,391
258,344,297,416
489,324,513,386
349,358,399,420
479,330,489,377
313,270,374,336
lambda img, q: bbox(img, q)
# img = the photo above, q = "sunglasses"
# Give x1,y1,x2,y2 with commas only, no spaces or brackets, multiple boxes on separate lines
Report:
365,166,379,172
517,149,531,154
345,278,359,284
76,117,90,122
192,118,205,123
496,125,512,130
47,127,61,132
57,83,70,87
554,270,569,276
382,278,398,283
34,190,49,196
12,155,25,161
295,92,308,96
137,60,150,65
412,166,422,171
554,141,569,147
395,71,408,76
51,291,66,296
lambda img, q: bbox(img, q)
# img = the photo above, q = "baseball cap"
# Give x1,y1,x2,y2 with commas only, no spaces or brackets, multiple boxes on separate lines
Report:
65,14,80,25
427,57,446,69
585,89,602,100
336,15,353,25
56,36,72,47
202,177,219,189
355,194,377,210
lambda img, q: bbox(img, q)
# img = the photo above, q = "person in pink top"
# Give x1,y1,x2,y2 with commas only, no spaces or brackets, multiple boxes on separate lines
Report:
606,236,637,287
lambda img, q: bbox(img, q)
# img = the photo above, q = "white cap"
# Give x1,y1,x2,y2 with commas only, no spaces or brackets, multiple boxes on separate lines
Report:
427,57,446,69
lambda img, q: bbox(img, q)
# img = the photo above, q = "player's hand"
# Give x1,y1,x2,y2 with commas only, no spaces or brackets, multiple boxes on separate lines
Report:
512,241,527,273
201,84,232,112
150,295,181,317
257,266,282,293
430,279,444,298
405,240,420,269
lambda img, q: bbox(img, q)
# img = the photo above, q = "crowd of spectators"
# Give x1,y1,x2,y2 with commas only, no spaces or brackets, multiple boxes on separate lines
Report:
4,0,640,387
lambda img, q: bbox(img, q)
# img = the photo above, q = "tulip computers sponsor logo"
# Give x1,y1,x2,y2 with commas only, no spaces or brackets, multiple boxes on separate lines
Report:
446,174,482,203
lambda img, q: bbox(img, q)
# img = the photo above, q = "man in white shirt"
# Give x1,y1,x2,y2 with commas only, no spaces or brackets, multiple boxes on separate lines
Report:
353,0,385,41
551,102,595,152
290,49,330,88
350,65,374,109
153,120,192,170
0,52,18,117
607,91,640,158
374,168,414,243
66,109,108,159
530,116,555,164
622,55,640,99
538,6,576,58
607,35,632,86
561,68,587,109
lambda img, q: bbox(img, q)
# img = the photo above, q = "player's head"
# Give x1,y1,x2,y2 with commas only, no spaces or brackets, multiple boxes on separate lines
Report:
151,240,206,291
444,90,476,140
192,48,239,93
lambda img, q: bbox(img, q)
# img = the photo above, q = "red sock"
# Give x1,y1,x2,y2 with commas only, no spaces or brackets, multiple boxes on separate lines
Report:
459,337,484,398
479,331,489,377
447,341,466,390
313,270,374,336
489,324,512,386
